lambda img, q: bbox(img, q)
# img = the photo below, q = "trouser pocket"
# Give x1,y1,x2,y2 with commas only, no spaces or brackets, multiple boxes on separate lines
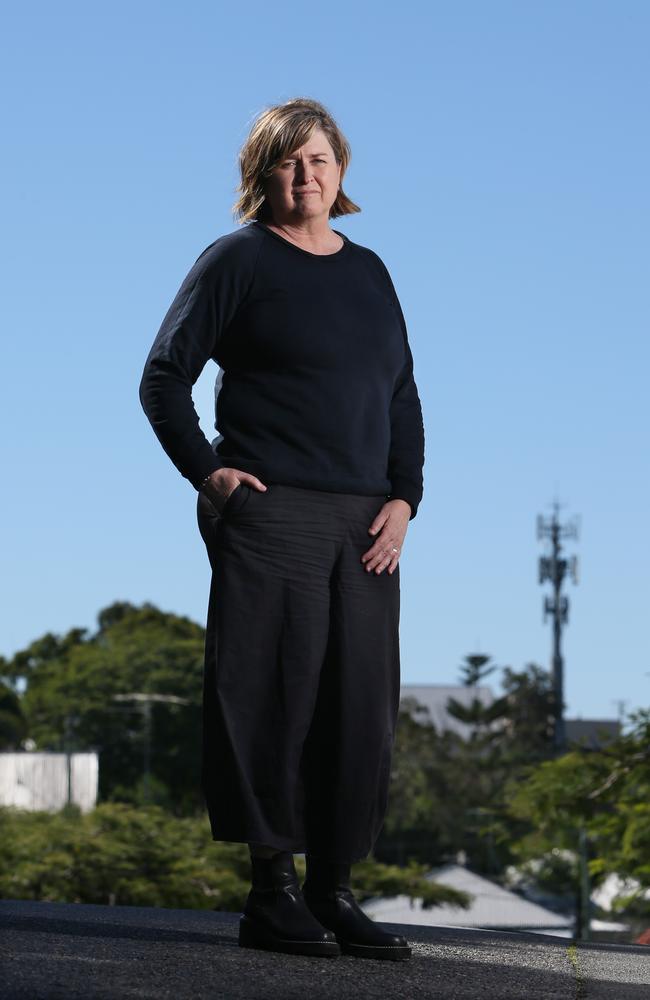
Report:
221,482,251,516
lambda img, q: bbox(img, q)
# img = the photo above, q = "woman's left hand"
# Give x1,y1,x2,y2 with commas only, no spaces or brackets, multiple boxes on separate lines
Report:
361,499,411,575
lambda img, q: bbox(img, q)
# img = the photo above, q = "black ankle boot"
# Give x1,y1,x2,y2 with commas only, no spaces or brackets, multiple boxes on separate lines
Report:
239,850,340,957
302,855,412,961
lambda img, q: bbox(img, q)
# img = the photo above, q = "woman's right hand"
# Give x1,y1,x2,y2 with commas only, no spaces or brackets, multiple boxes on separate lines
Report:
200,468,268,515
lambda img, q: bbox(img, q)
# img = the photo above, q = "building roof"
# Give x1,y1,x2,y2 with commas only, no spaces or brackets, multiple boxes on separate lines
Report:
565,719,621,748
400,684,495,739
400,684,621,749
362,864,574,936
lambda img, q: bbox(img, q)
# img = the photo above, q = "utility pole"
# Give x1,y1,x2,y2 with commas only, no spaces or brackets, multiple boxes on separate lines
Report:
537,501,579,755
111,693,189,804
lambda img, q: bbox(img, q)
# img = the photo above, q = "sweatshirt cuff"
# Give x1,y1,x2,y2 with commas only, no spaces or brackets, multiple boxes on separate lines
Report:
191,454,224,492
387,480,422,521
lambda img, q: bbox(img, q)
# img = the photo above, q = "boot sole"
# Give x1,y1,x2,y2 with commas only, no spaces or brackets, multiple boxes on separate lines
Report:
338,938,412,961
238,914,341,957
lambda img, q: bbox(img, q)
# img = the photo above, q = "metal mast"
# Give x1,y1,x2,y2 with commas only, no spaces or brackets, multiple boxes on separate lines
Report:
537,501,579,753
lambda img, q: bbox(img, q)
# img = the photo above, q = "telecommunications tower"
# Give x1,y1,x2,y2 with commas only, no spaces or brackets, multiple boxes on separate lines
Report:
537,501,580,753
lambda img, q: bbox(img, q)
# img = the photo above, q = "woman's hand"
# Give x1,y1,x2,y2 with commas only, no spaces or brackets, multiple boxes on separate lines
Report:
201,468,267,515
361,499,411,575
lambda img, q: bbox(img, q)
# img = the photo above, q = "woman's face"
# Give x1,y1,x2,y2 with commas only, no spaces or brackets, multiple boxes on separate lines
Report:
263,127,342,225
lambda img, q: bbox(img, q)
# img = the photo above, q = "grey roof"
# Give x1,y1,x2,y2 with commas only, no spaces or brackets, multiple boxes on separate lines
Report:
362,863,574,936
400,685,621,748
565,719,621,748
400,684,496,739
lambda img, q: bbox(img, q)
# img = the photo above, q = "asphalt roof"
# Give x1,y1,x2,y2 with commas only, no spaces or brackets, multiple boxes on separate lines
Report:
363,863,575,936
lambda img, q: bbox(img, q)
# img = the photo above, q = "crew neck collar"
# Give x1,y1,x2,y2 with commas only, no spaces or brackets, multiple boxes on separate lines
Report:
252,220,350,260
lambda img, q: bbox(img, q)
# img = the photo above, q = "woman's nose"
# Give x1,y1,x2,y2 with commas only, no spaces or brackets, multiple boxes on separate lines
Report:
296,160,313,182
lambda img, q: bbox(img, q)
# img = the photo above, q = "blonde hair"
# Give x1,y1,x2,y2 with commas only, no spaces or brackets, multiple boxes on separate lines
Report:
232,97,361,223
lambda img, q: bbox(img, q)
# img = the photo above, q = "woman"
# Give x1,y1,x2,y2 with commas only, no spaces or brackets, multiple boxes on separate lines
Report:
139,97,425,961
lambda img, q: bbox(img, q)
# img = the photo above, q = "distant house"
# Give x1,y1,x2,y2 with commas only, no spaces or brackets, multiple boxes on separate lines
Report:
399,684,495,740
363,863,575,936
565,718,621,748
363,863,630,940
400,684,620,749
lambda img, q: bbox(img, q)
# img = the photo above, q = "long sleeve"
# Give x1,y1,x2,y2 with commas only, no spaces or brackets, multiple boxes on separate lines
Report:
138,233,259,490
380,262,425,520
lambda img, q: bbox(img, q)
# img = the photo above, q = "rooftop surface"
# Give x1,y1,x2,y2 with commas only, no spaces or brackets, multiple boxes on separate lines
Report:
1,899,649,999
364,863,574,934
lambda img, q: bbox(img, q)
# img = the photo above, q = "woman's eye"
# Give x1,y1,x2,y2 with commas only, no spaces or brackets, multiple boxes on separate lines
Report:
282,159,327,166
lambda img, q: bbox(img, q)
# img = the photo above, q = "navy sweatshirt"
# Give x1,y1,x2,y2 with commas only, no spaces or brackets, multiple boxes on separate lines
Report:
139,220,425,519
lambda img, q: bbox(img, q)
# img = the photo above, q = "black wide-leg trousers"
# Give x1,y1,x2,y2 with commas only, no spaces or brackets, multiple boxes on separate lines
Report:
196,481,401,863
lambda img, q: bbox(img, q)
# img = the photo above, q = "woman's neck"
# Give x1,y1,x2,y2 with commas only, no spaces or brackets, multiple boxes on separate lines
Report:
261,219,343,254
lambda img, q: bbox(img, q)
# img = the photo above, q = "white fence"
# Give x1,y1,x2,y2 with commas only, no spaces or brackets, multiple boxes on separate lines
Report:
0,752,98,813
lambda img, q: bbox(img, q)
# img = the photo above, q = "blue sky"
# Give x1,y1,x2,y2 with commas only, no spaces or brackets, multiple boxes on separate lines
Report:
2,2,648,721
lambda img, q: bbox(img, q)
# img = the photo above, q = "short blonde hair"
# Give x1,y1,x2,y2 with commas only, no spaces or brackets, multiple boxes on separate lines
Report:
232,97,361,223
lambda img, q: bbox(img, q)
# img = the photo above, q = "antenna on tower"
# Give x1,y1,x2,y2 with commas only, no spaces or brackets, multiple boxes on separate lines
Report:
537,499,579,754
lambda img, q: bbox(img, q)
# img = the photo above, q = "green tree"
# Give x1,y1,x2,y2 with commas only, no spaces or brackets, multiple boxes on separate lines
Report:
499,663,556,766
0,802,471,912
3,601,206,812
503,708,650,924
458,653,497,687
0,678,28,750
381,704,473,865
446,653,510,737
380,659,557,874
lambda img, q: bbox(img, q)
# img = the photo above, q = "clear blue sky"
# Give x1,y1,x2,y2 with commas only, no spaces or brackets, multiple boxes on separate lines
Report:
2,2,648,721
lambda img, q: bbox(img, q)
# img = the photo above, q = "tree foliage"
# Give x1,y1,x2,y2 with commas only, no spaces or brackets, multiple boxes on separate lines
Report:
7,606,648,922
0,802,471,911
2,601,206,811
503,708,650,914
379,656,557,872
0,680,28,750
